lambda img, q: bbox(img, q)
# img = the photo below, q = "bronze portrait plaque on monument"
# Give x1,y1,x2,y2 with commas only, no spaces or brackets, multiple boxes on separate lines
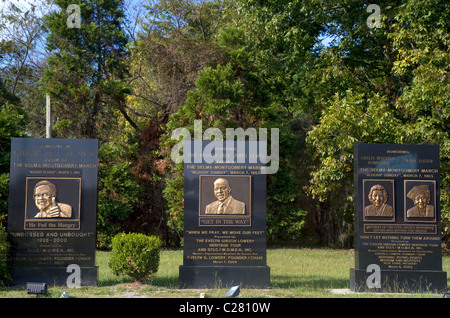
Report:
404,181,436,222
24,177,81,229
363,180,395,222
199,175,251,227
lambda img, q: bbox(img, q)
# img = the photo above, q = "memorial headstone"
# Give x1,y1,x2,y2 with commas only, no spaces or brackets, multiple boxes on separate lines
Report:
350,143,447,293
179,141,270,288
7,138,98,286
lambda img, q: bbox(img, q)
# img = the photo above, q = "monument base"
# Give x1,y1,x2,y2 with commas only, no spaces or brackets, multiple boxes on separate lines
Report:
350,268,447,293
11,266,98,286
179,265,270,289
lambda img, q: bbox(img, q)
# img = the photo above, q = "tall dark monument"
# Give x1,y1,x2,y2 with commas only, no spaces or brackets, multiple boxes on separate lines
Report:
7,138,98,286
179,141,270,288
351,143,447,293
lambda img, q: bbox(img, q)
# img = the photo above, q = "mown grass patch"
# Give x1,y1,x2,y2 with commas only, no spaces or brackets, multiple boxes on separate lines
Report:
0,248,447,298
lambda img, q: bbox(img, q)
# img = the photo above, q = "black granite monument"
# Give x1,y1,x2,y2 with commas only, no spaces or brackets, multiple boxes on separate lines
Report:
7,138,98,286
350,143,447,293
179,141,270,288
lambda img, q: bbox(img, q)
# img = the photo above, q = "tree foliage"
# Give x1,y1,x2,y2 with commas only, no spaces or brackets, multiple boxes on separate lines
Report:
126,0,233,245
43,0,130,140
0,0,29,221
305,0,450,244
1,0,449,247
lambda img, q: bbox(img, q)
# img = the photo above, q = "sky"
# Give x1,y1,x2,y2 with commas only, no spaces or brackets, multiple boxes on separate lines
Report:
0,0,148,57
0,0,147,34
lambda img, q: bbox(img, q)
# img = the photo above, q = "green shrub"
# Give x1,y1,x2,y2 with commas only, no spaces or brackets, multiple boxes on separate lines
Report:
109,232,162,282
0,224,11,286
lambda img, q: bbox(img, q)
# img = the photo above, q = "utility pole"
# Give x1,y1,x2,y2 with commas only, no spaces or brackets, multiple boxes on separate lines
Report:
46,94,52,138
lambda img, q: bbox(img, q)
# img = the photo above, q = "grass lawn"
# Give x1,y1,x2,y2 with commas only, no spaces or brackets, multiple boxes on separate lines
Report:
0,248,448,298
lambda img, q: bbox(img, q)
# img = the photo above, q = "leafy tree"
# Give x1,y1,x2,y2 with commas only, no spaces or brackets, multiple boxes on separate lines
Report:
0,0,49,96
41,0,148,247
42,0,131,141
0,82,26,224
306,0,450,245
388,0,450,241
0,0,51,138
202,0,331,244
0,1,42,223
162,33,309,245
127,0,232,245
